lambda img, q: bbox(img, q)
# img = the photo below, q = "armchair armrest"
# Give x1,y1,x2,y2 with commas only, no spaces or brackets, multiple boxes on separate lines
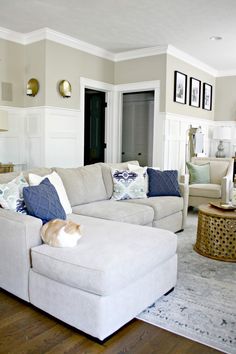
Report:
179,174,189,229
180,174,189,185
221,159,234,203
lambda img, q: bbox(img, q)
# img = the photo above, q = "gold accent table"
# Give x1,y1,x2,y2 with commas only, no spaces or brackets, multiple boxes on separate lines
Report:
195,204,236,262
0,163,14,173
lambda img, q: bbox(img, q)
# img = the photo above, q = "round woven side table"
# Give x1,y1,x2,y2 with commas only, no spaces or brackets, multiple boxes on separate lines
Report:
195,204,236,262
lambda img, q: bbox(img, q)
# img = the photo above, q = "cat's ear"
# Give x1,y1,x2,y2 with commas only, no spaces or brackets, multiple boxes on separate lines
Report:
78,224,84,235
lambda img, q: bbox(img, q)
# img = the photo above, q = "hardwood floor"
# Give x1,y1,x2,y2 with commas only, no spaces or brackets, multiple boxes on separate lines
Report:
0,289,223,354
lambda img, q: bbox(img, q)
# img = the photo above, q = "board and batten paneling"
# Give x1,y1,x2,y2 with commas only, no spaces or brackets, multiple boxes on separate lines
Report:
163,113,211,174
25,106,81,169
0,106,26,171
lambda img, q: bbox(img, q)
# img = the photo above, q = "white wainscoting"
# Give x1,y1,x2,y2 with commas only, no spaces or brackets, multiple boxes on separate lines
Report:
1,105,235,173
0,106,26,171
25,106,81,169
162,113,236,174
163,113,212,174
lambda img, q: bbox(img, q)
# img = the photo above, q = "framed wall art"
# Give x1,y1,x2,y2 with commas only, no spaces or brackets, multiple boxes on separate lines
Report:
173,71,187,104
202,83,212,111
189,77,201,108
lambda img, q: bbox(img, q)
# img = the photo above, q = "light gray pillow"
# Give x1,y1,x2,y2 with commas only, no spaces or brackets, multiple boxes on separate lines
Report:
0,173,29,213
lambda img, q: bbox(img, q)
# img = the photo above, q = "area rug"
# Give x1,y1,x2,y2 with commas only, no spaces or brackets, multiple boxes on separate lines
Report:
137,211,236,354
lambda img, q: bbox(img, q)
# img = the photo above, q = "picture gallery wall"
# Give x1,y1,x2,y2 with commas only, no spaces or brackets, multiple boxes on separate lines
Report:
173,70,212,111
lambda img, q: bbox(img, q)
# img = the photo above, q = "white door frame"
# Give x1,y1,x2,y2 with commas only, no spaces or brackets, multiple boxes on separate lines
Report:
80,77,114,164
114,80,161,166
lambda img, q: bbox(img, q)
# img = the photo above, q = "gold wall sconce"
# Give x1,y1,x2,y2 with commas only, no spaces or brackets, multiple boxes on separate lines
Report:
59,80,72,98
26,78,39,97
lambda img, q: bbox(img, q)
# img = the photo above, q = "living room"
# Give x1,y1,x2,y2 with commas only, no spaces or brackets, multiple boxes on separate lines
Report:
0,1,236,353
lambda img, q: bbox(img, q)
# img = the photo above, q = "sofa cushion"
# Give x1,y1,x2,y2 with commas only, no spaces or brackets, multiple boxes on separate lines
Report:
29,171,72,214
147,169,181,197
189,184,221,198
209,161,229,184
23,178,66,224
100,161,139,199
72,200,154,225
31,214,177,296
0,168,53,185
111,169,147,200
124,196,183,221
54,164,107,207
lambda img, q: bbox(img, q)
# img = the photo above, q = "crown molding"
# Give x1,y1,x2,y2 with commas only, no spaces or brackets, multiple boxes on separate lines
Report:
167,45,218,77
216,70,236,77
0,26,25,43
2,26,236,77
114,45,167,62
0,26,115,61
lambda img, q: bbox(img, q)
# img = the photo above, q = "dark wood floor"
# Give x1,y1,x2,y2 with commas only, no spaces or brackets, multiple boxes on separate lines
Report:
0,289,223,354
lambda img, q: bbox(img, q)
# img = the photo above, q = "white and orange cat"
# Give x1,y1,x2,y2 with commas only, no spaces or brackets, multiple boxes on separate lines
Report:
41,219,83,247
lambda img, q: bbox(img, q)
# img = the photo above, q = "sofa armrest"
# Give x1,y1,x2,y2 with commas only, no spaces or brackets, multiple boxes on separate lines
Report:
179,177,189,229
0,209,42,301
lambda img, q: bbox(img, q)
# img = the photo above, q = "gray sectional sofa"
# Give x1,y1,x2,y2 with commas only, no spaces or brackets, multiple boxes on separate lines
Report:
0,161,189,340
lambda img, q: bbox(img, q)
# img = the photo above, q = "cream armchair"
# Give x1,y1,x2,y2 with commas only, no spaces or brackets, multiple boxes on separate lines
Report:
185,157,234,207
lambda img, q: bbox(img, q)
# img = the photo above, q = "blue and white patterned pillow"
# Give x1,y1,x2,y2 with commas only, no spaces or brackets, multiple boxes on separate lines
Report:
111,169,147,200
0,173,29,213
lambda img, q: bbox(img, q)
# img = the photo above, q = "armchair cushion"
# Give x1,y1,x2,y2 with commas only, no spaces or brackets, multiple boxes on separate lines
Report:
189,184,221,198
186,162,210,184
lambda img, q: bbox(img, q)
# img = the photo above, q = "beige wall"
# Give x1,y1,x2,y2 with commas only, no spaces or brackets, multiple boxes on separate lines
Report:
0,38,24,107
45,40,114,109
114,54,167,112
166,54,215,120
1,36,235,123
215,76,236,121
24,41,46,107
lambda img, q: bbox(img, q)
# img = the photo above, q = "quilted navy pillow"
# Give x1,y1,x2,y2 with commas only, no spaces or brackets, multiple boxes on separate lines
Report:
147,168,181,197
23,178,66,224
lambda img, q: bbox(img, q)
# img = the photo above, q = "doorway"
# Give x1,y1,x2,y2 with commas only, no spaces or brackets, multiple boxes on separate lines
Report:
121,91,154,166
84,89,106,165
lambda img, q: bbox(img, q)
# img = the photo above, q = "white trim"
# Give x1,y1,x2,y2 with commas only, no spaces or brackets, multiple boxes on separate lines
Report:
167,45,218,77
80,77,115,164
216,70,236,77
80,78,114,92
114,45,167,62
163,111,214,125
114,80,161,166
115,80,160,92
0,26,233,76
0,26,24,43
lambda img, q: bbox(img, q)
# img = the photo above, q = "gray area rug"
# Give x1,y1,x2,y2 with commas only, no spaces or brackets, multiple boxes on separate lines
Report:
137,211,236,354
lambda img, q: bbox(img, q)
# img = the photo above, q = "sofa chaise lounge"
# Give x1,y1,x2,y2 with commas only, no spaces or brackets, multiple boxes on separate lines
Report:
0,161,188,340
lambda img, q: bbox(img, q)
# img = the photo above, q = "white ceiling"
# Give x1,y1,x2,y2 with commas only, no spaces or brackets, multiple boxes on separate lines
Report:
0,0,236,72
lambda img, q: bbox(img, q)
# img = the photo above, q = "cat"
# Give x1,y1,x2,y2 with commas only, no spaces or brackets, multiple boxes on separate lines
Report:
41,219,83,247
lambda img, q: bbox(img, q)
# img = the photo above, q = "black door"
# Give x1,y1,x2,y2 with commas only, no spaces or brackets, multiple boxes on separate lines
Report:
84,89,106,165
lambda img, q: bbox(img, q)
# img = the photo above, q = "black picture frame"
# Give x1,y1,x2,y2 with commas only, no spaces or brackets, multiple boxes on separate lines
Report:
189,77,201,108
202,83,212,111
173,71,187,104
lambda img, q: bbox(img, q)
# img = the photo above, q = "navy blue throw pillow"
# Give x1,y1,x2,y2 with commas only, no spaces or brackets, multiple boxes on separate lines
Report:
23,178,66,224
147,169,181,197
